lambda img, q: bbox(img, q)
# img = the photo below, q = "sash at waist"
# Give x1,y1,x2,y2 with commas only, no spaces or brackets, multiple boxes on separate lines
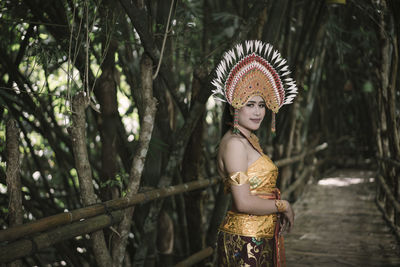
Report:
219,211,277,239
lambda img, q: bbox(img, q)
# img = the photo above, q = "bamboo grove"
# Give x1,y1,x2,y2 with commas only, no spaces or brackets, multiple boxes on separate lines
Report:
0,0,399,266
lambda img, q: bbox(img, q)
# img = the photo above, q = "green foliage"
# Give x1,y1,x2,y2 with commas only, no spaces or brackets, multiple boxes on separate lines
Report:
29,37,67,70
363,81,374,93
99,173,123,190
69,168,79,187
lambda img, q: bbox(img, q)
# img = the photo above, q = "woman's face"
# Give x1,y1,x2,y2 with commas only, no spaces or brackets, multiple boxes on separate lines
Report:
237,95,266,132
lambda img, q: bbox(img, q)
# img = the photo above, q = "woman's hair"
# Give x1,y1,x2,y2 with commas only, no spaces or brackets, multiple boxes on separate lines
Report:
221,104,233,137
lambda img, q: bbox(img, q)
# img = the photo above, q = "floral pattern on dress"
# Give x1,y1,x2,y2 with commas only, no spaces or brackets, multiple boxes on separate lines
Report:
217,231,274,267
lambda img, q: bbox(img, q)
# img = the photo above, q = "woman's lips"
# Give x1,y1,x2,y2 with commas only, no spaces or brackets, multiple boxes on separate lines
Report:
250,119,261,123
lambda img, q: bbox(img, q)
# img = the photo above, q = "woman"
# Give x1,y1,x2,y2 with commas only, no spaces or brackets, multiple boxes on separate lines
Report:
211,40,298,267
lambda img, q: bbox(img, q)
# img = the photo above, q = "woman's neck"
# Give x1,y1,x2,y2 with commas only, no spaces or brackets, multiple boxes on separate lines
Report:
233,125,263,155
235,125,252,138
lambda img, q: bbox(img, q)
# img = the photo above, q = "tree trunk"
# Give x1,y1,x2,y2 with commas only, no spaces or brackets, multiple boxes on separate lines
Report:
68,92,112,267
112,53,157,267
6,119,23,267
96,38,120,201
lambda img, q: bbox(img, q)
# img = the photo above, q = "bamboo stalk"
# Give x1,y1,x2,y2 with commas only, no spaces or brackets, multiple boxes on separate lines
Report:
174,247,213,267
0,211,123,264
0,177,221,243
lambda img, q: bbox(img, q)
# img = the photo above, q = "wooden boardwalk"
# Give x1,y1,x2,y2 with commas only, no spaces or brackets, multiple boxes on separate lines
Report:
284,169,400,267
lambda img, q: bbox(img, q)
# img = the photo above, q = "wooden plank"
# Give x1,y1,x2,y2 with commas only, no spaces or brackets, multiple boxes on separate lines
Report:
284,169,400,267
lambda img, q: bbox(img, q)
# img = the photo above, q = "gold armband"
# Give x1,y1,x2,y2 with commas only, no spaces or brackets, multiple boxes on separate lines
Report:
228,171,249,186
275,200,286,213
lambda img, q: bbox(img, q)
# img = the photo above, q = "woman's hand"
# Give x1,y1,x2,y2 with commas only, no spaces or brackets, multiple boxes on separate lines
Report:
279,200,294,235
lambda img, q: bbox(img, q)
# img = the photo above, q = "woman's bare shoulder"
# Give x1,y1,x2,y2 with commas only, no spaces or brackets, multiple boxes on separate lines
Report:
219,132,247,160
218,133,248,174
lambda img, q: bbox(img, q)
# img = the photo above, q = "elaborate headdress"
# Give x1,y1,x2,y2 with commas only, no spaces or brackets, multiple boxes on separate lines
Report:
211,40,298,132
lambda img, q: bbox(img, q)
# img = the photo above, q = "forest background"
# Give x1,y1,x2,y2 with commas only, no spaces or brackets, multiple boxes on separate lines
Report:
0,0,399,266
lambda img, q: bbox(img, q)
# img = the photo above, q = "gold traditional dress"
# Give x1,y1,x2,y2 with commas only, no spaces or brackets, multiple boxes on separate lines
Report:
217,134,285,267
210,40,297,267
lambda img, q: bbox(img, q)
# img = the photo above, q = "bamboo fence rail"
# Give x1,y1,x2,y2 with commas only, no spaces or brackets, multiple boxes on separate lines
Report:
280,143,328,199
0,211,123,263
0,142,328,264
0,178,220,263
274,142,327,167
282,164,312,199
0,177,221,243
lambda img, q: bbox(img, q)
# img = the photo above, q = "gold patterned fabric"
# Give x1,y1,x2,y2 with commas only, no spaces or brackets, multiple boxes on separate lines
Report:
248,155,278,195
220,154,279,239
219,211,277,239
